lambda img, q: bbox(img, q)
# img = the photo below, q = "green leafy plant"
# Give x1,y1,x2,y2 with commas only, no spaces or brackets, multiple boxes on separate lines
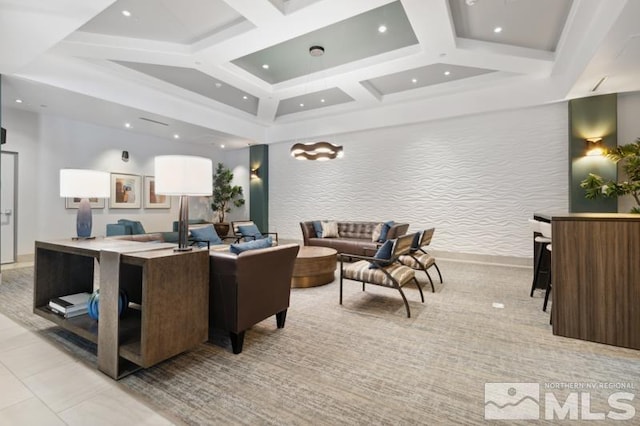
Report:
211,163,245,223
580,138,640,213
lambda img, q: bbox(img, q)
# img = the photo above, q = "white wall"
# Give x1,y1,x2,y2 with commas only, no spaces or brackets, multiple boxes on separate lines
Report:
617,92,640,213
1,108,248,256
270,102,569,259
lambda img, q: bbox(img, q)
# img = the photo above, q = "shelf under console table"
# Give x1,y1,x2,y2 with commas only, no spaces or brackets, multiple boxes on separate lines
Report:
33,238,209,379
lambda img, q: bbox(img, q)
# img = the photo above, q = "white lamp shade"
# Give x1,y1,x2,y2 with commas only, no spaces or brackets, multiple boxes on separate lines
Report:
154,155,213,196
60,169,110,198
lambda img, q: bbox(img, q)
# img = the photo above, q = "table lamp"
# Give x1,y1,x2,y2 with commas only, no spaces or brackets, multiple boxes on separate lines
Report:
59,169,110,239
154,155,213,251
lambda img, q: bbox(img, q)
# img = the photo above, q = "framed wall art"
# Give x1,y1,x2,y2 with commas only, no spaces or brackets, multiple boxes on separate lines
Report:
109,173,142,209
144,176,171,209
65,197,105,209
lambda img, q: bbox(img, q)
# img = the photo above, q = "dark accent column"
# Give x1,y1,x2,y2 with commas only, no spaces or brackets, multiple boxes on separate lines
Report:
249,144,269,232
568,94,617,212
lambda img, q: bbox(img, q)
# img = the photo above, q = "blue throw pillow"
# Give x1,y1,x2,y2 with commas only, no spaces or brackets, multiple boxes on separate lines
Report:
190,225,222,247
230,236,273,254
118,219,145,235
377,220,395,242
369,239,395,269
238,224,263,242
312,220,323,238
410,231,423,253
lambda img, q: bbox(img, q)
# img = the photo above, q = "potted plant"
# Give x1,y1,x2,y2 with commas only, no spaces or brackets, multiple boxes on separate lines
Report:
580,138,640,213
211,163,245,236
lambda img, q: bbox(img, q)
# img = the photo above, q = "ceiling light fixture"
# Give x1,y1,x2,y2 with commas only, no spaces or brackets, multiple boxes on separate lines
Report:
411,78,418,83
309,45,325,57
15,99,22,103
262,64,269,69
444,71,451,76
300,103,304,107
215,82,222,88
320,99,325,103
122,10,131,17
494,27,503,33
124,122,131,128
220,144,225,149
290,142,344,161
378,25,387,33
242,95,248,100
173,134,180,139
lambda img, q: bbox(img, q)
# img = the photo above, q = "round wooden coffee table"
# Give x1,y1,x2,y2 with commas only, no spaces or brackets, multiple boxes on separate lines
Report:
291,246,338,288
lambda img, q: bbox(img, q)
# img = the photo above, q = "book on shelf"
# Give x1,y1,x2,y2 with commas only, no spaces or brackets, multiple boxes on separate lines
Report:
49,305,88,319
48,292,91,314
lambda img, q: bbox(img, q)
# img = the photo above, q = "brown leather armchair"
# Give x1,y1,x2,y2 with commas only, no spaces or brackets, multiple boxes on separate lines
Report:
208,243,300,353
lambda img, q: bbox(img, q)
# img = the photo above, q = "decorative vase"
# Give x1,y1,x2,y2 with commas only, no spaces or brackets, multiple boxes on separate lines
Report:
213,222,230,237
87,289,129,320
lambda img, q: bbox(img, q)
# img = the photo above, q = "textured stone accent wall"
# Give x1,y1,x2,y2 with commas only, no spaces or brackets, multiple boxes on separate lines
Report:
270,103,568,258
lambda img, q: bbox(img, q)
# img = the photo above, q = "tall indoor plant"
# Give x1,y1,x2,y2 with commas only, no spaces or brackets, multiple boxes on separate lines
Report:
211,162,245,235
580,138,640,213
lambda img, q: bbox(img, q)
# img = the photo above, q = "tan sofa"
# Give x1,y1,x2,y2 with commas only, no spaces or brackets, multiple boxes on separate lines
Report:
299,221,409,257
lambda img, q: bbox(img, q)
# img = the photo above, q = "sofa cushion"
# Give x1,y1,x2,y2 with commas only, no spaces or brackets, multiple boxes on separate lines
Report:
312,220,324,238
371,222,383,242
117,219,145,235
378,221,395,242
321,221,339,238
190,224,222,247
230,236,273,254
238,224,263,241
369,239,395,269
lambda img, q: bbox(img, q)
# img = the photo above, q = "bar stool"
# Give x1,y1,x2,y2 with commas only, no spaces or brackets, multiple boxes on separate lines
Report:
538,222,552,312
528,219,551,297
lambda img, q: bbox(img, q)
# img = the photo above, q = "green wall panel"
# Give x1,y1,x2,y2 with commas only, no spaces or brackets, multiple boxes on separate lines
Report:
249,144,269,231
569,94,618,213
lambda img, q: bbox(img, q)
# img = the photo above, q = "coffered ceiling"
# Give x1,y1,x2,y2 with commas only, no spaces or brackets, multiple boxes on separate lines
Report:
1,0,639,148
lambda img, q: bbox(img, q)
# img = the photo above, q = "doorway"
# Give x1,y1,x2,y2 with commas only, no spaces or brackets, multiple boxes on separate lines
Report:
1,151,17,264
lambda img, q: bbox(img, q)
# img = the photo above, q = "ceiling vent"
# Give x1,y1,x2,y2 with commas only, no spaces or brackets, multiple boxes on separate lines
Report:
139,117,169,126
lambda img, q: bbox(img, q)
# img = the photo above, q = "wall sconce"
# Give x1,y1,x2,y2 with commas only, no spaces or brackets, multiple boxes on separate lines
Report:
251,167,260,179
290,141,344,161
122,150,129,162
585,137,604,156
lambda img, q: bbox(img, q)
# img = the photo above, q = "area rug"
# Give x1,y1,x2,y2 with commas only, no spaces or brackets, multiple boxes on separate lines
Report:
1,261,638,425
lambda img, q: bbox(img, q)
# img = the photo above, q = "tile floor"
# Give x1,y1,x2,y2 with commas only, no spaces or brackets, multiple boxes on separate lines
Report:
0,263,177,426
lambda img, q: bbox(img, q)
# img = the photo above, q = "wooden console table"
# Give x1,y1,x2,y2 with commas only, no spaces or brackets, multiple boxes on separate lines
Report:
33,239,209,379
551,214,640,350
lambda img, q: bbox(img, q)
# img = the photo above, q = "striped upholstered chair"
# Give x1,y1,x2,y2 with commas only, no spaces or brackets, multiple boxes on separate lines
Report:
339,233,423,318
397,228,443,293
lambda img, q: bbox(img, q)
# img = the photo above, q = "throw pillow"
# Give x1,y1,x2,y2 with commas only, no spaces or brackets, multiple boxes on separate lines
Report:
230,236,273,254
410,230,423,253
377,220,395,242
321,221,339,238
312,220,324,238
371,222,383,242
368,239,395,269
238,224,263,242
190,224,222,247
118,219,146,235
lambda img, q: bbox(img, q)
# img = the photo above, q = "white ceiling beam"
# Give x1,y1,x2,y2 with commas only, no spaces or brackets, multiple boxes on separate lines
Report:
257,96,279,122
220,0,285,27
448,40,553,75
402,0,456,53
0,0,116,74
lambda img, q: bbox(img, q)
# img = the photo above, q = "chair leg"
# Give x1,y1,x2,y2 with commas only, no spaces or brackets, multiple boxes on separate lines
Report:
530,243,544,297
434,263,443,284
230,331,245,354
362,282,365,291
425,271,436,292
397,287,411,318
543,281,552,312
339,269,343,305
276,309,287,328
414,277,424,303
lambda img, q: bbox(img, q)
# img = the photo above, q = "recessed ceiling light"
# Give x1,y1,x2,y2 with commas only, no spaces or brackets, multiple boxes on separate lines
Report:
215,82,222,88
122,10,131,17
494,26,503,33
320,99,325,103
378,25,387,33
124,122,131,128
173,134,180,139
220,144,225,149
242,95,248,100
300,103,304,107
411,78,417,83
15,99,22,103
444,71,451,76
262,64,269,69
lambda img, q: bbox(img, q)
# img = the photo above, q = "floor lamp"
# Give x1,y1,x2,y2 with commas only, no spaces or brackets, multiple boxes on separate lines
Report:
154,155,213,251
59,169,110,239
